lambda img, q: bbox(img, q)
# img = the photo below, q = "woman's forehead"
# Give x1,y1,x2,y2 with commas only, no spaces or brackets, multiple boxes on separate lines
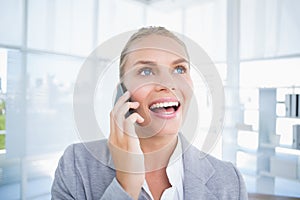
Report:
125,48,187,66
128,34,188,59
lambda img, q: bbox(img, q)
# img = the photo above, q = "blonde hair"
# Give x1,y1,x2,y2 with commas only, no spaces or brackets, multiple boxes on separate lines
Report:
119,26,189,78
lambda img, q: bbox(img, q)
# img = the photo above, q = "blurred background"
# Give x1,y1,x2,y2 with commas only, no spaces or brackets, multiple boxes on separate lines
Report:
1,0,300,199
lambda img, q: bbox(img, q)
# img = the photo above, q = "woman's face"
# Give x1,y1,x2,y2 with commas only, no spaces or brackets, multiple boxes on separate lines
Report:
122,35,193,137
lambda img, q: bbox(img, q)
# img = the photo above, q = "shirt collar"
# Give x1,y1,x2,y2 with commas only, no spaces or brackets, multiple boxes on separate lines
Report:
142,135,184,200
166,135,183,186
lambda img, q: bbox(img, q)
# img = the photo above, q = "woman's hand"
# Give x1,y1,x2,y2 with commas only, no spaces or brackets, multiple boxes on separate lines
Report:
109,91,145,200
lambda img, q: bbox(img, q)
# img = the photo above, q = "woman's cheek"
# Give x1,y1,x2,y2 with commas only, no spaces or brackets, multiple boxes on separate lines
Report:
178,76,193,116
130,86,153,123
130,86,151,102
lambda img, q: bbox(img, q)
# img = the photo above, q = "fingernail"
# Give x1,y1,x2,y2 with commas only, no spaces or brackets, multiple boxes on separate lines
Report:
137,117,144,123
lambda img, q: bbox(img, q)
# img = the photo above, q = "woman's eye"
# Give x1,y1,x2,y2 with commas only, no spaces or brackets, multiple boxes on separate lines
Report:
174,65,186,74
139,67,153,76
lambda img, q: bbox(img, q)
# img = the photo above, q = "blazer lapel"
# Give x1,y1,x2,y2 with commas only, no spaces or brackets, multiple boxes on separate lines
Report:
98,135,218,199
180,135,218,200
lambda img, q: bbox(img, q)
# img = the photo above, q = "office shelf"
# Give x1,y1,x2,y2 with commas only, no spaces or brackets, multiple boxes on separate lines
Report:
238,88,300,194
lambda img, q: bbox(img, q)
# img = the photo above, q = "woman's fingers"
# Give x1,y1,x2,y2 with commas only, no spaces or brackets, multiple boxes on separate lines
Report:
114,91,130,109
109,90,144,145
126,112,144,124
111,90,144,132
111,109,144,141
116,101,140,120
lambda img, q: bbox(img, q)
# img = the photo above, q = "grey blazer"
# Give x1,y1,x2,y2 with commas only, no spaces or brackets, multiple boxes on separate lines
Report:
51,135,248,200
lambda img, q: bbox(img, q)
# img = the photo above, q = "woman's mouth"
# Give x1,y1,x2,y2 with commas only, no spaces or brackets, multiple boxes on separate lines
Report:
148,99,181,119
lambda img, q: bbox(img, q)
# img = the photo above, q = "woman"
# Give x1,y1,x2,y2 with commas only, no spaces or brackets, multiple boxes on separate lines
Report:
51,27,248,200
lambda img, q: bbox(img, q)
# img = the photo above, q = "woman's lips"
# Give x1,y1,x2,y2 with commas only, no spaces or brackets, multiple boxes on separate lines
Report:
148,98,181,119
149,101,179,110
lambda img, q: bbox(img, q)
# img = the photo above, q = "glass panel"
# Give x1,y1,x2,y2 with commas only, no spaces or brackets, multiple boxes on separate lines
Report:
236,151,258,173
25,53,83,155
0,49,7,93
97,0,145,44
240,58,300,88
278,0,300,56
3,51,44,199
6,51,83,157
146,7,183,33
238,130,259,150
240,88,259,110
6,50,26,157
27,0,50,50
240,0,300,59
185,0,227,62
215,63,227,83
0,0,23,46
27,0,94,56
0,49,7,154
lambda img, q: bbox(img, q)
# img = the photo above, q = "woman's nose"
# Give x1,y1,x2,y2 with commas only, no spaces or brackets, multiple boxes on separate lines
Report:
154,73,176,92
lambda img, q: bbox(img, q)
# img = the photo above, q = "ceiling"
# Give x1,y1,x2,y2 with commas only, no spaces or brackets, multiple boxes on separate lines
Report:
129,0,213,10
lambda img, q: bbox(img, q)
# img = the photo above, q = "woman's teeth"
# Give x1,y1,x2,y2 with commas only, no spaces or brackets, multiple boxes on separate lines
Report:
149,102,179,110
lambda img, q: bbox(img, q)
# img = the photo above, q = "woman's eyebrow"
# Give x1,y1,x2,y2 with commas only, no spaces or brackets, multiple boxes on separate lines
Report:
132,59,188,67
172,58,189,65
133,60,157,67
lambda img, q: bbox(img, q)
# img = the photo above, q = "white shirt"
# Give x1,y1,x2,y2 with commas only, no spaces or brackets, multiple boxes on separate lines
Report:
142,136,184,200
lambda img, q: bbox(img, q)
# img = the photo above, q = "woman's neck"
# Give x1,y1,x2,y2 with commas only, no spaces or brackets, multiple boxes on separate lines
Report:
139,134,178,172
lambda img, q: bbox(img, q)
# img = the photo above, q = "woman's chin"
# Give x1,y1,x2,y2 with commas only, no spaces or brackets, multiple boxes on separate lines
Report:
136,122,181,139
134,109,182,138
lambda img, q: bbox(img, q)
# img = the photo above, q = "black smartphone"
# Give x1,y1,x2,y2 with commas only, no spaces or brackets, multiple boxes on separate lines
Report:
114,83,134,117
114,83,127,105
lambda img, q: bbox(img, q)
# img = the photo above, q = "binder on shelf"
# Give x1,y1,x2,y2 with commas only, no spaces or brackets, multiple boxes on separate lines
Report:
296,94,299,117
285,94,300,117
292,125,300,150
291,94,297,117
298,94,300,118
285,94,291,117
298,157,300,179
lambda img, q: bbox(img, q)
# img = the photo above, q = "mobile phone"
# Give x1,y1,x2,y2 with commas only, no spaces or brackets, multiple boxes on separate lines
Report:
114,83,126,105
114,83,134,117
